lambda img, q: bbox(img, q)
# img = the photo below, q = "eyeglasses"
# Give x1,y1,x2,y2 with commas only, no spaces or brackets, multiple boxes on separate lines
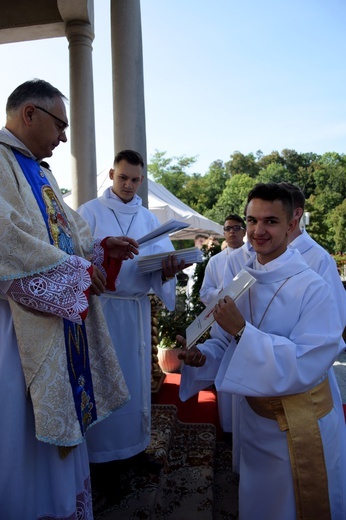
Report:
223,225,244,232
34,105,68,132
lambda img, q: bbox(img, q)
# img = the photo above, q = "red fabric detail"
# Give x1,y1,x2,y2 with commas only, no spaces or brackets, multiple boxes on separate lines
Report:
100,237,122,290
152,373,222,439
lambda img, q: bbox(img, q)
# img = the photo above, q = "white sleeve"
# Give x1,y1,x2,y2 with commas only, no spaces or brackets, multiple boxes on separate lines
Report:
4,255,92,324
200,258,221,306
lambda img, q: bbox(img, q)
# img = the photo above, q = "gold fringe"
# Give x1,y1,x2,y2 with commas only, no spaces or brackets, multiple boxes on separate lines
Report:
59,445,76,459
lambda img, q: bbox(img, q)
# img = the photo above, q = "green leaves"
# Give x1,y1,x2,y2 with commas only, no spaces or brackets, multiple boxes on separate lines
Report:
148,149,346,254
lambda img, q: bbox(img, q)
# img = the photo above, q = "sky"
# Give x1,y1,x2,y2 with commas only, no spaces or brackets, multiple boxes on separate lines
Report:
0,0,345,190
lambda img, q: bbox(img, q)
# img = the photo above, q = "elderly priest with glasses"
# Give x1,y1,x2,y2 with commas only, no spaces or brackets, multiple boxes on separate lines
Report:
0,79,139,519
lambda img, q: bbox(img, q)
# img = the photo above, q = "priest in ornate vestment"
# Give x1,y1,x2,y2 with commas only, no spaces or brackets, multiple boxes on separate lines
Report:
0,79,138,519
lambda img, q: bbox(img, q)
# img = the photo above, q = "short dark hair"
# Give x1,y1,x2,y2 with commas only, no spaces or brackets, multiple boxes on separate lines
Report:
195,233,208,241
113,150,144,168
6,79,66,115
224,214,245,228
246,182,293,220
279,182,305,211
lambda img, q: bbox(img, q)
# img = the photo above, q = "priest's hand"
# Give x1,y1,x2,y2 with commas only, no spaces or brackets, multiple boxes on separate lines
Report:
105,236,139,260
176,335,206,367
213,295,245,336
89,265,107,296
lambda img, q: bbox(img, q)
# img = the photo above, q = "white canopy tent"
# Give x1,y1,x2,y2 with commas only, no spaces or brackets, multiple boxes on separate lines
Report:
147,179,223,240
64,177,223,240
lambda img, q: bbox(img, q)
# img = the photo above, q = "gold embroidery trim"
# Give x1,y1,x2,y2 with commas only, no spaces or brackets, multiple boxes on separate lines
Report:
246,378,332,520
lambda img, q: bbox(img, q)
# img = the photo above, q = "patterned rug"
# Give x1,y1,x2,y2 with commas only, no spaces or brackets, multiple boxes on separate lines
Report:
213,441,239,520
92,404,238,519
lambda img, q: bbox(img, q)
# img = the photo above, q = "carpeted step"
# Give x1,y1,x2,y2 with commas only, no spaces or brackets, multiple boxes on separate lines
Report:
93,404,218,519
93,404,178,519
212,441,239,520
153,417,216,519
147,404,181,468
92,405,240,519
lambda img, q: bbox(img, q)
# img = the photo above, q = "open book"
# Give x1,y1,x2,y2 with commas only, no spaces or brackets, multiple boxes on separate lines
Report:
137,246,203,274
137,219,190,248
185,269,257,349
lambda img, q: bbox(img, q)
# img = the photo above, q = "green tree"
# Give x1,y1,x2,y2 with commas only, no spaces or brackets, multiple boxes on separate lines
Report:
256,163,290,184
183,173,207,213
195,160,229,211
256,149,318,196
305,191,342,252
313,152,346,201
281,149,308,177
257,150,284,170
148,150,198,202
294,164,317,199
330,199,346,253
205,174,256,223
225,151,259,178
147,149,345,255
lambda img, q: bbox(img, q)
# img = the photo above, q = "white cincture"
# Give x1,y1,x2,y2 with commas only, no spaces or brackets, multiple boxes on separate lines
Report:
102,292,150,434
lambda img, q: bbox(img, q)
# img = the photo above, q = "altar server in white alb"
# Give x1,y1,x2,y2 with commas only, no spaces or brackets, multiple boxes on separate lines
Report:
78,150,187,483
200,214,245,306
219,182,346,454
178,183,346,520
0,79,139,520
199,213,245,435
280,181,346,330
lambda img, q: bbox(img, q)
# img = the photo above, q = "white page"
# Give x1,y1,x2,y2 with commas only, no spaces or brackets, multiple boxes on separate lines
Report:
137,247,202,274
137,218,190,248
185,269,257,348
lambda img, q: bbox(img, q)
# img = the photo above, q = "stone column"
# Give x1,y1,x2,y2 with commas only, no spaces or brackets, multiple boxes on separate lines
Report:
110,0,148,207
65,20,97,208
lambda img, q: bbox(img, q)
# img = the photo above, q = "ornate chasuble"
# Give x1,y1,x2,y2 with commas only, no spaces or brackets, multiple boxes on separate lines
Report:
13,150,97,436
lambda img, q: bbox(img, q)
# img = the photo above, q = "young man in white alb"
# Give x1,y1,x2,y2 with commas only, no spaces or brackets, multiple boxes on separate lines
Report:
200,213,245,306
178,182,346,520
78,150,187,495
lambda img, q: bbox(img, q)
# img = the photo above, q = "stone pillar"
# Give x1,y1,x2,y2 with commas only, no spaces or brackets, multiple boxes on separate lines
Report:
110,0,148,207
65,20,97,208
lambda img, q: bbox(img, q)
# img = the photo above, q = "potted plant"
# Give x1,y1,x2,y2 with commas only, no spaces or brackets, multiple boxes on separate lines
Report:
156,284,190,373
156,242,220,372
332,253,346,282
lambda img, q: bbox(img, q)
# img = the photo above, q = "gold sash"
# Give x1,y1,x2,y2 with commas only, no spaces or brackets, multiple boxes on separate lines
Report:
246,378,332,520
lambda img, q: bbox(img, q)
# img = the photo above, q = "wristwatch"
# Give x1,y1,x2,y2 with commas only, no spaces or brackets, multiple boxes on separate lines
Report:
234,324,245,344
162,274,175,282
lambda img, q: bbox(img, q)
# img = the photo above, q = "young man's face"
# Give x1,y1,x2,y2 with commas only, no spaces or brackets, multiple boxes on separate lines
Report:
109,159,143,203
246,198,295,264
223,219,245,249
194,237,206,249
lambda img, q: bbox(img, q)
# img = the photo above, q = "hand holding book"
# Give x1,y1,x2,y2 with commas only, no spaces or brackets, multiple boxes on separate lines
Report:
137,247,202,274
175,335,207,367
185,269,256,349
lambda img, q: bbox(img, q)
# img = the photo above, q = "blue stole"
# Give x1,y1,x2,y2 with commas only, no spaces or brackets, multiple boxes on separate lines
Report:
13,150,97,436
